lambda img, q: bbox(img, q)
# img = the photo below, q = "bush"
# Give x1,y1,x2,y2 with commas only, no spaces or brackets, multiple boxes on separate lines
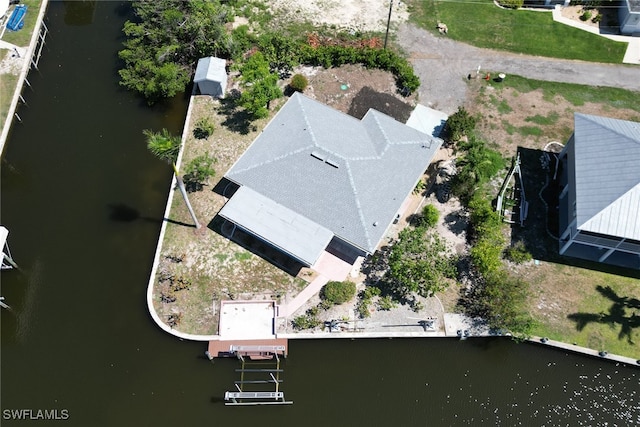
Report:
193,117,214,139
291,314,320,330
498,0,523,8
580,11,592,21
289,73,308,92
184,153,216,192
321,281,357,305
377,295,397,311
420,204,440,228
504,241,533,264
443,106,476,142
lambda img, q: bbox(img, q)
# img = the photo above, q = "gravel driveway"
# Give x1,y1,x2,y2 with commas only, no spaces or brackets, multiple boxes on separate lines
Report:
397,23,640,114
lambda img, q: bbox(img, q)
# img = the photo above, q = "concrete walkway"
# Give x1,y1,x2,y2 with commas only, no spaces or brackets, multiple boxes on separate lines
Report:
277,250,353,318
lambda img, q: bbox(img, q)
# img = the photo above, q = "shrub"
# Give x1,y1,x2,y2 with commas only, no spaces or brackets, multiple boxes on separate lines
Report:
420,204,440,228
504,241,533,264
291,314,320,330
193,117,214,139
580,11,592,21
443,106,476,142
377,295,397,311
289,73,308,92
356,286,380,318
184,153,216,192
321,281,357,305
498,0,523,8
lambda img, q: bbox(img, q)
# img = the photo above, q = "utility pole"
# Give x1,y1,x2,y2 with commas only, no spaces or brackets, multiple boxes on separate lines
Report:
384,0,394,50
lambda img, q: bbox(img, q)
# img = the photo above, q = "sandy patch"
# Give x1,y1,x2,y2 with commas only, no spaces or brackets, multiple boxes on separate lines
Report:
268,0,409,33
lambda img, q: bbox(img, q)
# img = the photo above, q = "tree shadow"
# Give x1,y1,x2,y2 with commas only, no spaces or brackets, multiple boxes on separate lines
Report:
218,90,256,135
567,285,640,345
107,203,196,228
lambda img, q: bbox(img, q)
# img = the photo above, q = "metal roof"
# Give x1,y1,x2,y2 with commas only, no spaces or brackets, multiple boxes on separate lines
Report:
219,186,334,266
194,57,226,83
225,92,441,253
573,113,640,240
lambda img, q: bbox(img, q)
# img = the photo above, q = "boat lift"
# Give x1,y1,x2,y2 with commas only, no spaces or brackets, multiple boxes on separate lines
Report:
223,346,293,406
0,226,18,310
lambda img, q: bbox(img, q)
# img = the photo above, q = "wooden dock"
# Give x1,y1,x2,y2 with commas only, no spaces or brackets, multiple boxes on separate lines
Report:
207,338,288,360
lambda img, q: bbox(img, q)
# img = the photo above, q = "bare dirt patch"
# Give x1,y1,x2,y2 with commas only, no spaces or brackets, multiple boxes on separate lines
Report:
267,0,410,33
295,63,417,120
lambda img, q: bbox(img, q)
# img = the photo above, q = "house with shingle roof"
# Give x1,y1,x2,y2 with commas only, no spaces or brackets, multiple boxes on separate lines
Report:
218,92,442,268
558,113,640,269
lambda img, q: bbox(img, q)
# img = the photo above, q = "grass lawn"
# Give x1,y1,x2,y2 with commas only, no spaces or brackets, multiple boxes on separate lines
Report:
529,268,640,359
503,75,640,113
0,73,18,126
408,0,627,63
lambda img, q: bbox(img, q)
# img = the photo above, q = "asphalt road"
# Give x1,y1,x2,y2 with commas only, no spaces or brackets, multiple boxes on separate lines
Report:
397,23,640,114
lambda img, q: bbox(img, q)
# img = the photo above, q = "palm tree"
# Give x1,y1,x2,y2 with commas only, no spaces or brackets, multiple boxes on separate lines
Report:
144,128,201,229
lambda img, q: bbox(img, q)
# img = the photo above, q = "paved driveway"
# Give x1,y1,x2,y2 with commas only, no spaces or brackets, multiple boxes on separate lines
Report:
398,23,640,114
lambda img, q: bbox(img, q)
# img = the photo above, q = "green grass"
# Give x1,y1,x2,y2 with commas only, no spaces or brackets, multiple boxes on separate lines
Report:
0,73,18,129
490,95,513,114
2,0,42,47
531,273,640,359
525,111,559,126
516,125,543,137
234,251,252,262
408,0,626,63
499,74,640,111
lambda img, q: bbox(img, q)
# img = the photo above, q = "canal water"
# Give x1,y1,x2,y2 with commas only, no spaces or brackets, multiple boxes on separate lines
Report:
1,2,638,426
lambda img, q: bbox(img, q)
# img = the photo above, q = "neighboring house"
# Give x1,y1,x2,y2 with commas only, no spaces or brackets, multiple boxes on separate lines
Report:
620,0,640,34
557,113,640,269
219,92,442,268
194,57,227,98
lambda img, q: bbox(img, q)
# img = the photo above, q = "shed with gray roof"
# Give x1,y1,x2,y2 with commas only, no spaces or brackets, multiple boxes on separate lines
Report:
220,92,442,267
194,57,227,98
558,113,640,269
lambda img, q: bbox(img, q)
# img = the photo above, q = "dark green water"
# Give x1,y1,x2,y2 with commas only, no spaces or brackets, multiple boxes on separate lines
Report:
1,2,638,426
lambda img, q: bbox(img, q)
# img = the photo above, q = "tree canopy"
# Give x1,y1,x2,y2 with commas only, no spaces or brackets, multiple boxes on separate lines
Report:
387,226,456,298
119,0,232,103
238,52,282,118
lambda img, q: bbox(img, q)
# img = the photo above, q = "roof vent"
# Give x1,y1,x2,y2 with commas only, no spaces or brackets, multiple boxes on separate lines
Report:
373,221,379,227
325,158,339,168
310,151,325,161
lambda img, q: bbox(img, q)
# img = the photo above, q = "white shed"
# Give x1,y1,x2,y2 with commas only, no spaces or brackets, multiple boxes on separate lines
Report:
194,57,227,98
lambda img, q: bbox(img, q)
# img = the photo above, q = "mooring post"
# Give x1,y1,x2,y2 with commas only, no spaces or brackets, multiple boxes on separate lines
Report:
3,253,19,269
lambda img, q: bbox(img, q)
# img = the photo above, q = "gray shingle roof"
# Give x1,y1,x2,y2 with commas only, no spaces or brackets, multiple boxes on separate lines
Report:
225,92,441,253
573,113,640,240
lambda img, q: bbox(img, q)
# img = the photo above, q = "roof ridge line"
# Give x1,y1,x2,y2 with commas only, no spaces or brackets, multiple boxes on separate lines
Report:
579,181,640,237
228,145,314,175
579,113,640,145
298,94,319,147
345,161,373,251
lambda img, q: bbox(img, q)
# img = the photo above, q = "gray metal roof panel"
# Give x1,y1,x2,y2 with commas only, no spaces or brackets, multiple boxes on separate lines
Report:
194,57,226,83
219,186,334,266
573,113,640,240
